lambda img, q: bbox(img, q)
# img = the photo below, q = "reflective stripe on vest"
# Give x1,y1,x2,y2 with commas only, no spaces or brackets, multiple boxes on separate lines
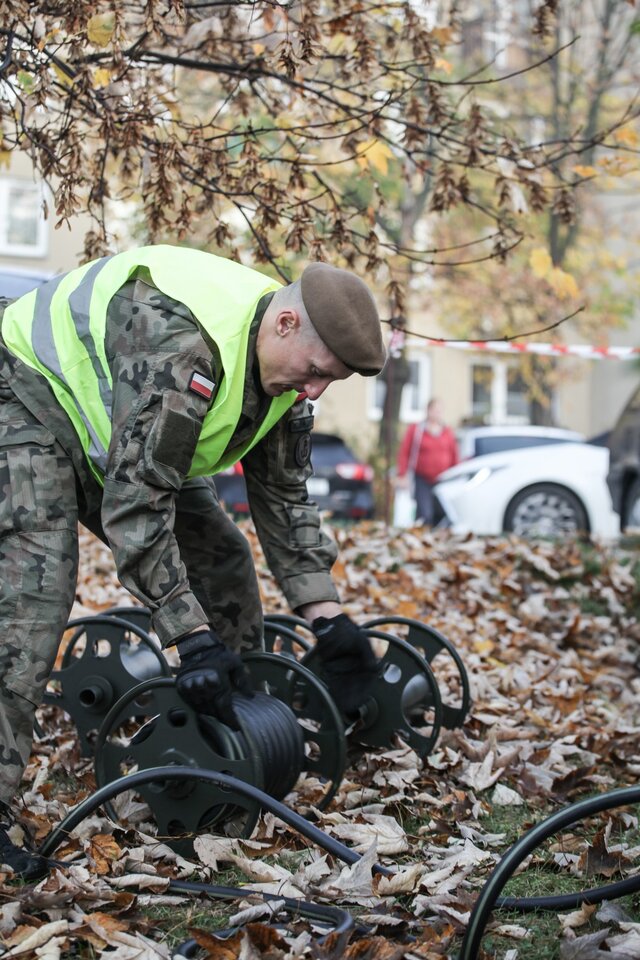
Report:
1,246,297,482
32,257,113,472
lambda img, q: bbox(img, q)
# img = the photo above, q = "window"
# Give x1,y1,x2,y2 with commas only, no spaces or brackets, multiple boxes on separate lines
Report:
471,364,493,420
506,368,529,420
369,352,431,422
0,178,48,257
470,359,542,425
475,435,571,456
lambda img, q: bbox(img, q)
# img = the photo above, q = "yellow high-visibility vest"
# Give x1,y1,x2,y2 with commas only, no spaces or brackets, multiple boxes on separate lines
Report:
1,245,297,482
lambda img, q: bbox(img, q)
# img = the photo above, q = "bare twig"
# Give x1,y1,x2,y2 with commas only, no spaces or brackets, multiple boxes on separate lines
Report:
384,305,586,344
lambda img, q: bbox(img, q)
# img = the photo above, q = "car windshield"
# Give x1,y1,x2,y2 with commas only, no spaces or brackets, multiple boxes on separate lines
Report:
311,435,356,466
474,435,574,456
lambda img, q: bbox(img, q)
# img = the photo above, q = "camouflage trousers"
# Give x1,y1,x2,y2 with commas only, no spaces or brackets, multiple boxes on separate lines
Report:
0,409,262,803
0,399,80,802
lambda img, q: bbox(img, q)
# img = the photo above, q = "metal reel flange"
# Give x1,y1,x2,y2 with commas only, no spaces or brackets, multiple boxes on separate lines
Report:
44,615,170,756
94,677,265,853
263,616,313,659
103,605,153,634
243,652,347,812
303,630,443,760
59,607,154,669
363,616,471,730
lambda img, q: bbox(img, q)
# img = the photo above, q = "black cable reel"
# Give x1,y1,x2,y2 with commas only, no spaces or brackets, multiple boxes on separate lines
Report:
263,613,470,756
42,612,170,756
362,616,471,731
43,606,471,851
39,609,640,958
93,654,348,854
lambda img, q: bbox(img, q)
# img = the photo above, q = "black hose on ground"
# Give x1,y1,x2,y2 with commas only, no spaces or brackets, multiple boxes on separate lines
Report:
38,765,389,953
458,785,640,960
38,765,391,876
168,878,361,955
37,766,640,958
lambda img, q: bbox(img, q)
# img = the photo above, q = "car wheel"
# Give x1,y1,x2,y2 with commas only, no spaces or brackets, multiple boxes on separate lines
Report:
503,483,589,538
624,476,640,530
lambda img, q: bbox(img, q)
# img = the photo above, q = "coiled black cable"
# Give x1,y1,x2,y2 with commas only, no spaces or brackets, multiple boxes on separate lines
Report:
233,693,305,801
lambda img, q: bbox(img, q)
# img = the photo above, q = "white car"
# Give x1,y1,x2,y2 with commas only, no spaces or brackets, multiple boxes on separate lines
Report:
434,442,620,539
456,424,584,460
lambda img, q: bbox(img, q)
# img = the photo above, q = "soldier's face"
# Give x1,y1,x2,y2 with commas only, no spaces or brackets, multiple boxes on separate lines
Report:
257,309,352,401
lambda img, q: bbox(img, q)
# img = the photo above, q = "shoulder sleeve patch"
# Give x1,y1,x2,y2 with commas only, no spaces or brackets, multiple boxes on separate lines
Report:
189,372,216,400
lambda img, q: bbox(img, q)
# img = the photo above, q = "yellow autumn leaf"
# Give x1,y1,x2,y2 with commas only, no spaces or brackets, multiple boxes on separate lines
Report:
327,32,355,55
158,94,180,119
252,42,265,56
572,164,598,178
87,12,116,48
596,155,637,177
52,62,74,87
596,250,627,271
473,638,495,655
614,125,639,147
529,247,552,279
434,57,453,74
431,26,454,46
487,657,507,668
0,152,10,170
548,266,579,300
355,139,394,175
92,67,111,89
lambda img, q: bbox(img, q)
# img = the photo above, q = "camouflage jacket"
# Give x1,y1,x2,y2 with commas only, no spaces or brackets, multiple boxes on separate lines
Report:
0,270,339,643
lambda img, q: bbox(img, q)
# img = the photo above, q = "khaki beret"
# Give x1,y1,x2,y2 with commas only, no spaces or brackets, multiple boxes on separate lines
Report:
300,262,386,376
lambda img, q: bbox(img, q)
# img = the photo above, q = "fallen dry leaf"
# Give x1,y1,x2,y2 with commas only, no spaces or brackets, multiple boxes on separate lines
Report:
20,523,640,958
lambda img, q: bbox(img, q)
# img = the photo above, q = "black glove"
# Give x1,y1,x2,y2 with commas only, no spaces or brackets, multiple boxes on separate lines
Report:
312,614,379,717
176,628,253,730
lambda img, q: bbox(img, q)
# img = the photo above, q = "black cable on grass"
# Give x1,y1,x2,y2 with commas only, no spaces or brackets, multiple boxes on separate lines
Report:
459,785,640,960
38,765,388,953
169,878,362,956
37,765,640,959
38,764,392,875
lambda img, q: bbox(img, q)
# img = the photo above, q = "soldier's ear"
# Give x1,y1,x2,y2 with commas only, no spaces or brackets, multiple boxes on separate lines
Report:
275,309,300,337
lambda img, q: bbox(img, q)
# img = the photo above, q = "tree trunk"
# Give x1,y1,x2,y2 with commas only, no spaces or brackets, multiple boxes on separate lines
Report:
379,350,411,523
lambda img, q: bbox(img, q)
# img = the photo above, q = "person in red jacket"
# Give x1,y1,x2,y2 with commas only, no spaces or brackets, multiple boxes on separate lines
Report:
396,398,459,524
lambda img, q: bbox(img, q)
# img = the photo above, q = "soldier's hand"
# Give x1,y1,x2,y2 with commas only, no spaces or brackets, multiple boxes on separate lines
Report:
312,614,379,717
176,628,253,730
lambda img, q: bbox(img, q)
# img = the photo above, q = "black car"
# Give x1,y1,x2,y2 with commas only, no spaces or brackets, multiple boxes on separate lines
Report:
0,268,49,299
606,383,640,529
215,431,375,521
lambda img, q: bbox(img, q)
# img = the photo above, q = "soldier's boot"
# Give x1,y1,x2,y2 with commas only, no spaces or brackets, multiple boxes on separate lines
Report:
0,826,50,881
0,803,51,882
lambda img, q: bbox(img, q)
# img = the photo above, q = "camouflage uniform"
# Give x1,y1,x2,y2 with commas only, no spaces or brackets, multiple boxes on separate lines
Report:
0,269,339,800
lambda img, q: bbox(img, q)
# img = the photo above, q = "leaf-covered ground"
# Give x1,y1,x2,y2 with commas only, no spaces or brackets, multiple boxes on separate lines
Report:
4,523,640,959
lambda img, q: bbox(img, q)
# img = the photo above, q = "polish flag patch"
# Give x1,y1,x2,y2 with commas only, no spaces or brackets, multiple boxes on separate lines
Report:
189,372,216,400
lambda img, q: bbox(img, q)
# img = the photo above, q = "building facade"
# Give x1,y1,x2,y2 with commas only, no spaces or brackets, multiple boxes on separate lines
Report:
0,153,89,289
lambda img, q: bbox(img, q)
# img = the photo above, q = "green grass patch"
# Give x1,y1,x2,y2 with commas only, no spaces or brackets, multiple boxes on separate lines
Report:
481,893,640,960
140,898,237,949
578,597,611,616
447,802,640,959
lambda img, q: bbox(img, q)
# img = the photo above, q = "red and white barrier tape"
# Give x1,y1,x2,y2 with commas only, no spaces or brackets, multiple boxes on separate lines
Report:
431,340,640,360
389,330,640,361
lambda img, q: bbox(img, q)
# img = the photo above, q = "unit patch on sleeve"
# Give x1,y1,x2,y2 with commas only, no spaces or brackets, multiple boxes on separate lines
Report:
188,372,216,400
294,433,312,467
